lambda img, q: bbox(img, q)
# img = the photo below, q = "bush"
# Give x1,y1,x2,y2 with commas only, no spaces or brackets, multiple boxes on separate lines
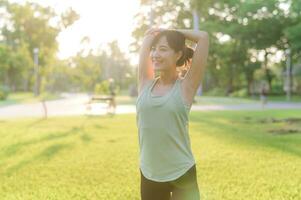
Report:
270,84,285,95
0,85,10,100
230,88,248,97
94,80,120,95
203,88,225,96
94,81,110,95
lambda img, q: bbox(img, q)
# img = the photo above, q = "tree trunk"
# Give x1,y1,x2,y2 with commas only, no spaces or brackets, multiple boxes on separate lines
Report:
263,51,272,91
226,76,234,96
289,53,293,94
247,79,253,96
226,65,235,96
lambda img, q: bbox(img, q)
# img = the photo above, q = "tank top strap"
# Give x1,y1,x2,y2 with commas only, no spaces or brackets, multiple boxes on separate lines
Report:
149,77,160,91
136,78,159,104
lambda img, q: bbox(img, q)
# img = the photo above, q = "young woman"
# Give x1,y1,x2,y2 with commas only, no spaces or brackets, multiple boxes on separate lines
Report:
136,28,209,200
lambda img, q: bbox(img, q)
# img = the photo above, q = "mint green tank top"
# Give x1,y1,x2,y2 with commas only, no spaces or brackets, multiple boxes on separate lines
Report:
136,77,196,182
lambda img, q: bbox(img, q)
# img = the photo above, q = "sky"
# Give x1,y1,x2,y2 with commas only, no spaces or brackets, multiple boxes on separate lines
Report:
11,0,141,64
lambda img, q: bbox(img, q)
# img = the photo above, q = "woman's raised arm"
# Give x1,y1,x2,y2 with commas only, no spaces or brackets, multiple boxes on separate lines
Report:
176,29,209,105
138,28,163,94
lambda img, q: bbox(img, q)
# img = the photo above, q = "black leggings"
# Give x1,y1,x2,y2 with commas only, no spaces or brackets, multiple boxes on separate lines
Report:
140,165,200,200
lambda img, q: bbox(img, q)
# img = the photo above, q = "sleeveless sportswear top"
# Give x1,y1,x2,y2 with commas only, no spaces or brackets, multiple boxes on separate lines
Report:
136,77,196,182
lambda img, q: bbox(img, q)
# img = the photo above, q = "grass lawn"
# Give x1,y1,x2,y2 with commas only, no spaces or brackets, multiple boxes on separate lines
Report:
193,95,301,105
265,95,301,102
0,110,300,199
0,92,60,107
114,95,259,106
194,96,258,105
116,94,301,106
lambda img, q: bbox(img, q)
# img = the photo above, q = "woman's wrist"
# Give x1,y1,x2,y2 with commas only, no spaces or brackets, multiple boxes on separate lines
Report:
174,29,208,43
144,28,164,37
142,28,166,48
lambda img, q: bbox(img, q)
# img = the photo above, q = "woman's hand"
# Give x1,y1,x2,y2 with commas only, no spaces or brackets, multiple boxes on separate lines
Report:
174,29,208,43
144,28,165,37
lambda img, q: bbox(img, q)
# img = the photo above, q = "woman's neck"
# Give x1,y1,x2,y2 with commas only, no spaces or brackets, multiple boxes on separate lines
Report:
159,70,178,85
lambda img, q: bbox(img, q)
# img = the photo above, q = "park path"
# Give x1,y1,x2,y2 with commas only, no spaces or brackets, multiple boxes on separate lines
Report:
0,93,301,119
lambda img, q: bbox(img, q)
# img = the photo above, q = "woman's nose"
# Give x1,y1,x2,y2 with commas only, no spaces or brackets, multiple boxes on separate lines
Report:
151,50,160,59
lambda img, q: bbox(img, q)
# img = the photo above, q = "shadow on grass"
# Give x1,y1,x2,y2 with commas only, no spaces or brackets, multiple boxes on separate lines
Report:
80,133,92,143
1,116,101,163
5,143,73,176
190,112,301,158
26,118,47,128
2,127,81,158
94,124,106,129
1,115,106,160
37,143,73,160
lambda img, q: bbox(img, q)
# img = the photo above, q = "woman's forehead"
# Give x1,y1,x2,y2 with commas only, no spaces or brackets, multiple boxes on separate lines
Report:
155,36,169,47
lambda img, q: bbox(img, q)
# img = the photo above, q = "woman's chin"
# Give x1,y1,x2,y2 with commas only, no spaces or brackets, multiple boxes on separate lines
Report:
153,65,162,71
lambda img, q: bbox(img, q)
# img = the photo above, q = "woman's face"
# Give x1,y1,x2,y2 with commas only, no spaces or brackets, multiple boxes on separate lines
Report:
150,36,182,71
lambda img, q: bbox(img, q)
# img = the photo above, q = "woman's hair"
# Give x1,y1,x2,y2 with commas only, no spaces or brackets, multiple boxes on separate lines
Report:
151,30,194,67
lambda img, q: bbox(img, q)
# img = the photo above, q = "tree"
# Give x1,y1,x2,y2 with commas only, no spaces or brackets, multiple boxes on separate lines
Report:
132,0,300,96
0,2,79,93
105,41,132,89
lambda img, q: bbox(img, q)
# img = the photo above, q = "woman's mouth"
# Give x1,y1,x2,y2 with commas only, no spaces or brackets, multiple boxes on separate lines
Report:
153,60,162,65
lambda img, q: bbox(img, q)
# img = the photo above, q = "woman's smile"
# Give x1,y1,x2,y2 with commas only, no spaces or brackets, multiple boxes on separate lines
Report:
153,59,164,68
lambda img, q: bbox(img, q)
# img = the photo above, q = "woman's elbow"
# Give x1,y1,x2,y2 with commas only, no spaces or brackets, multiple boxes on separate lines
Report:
199,31,209,41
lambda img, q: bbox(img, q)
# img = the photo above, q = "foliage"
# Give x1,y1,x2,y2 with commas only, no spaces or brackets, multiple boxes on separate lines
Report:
0,84,10,100
203,87,225,96
229,88,248,97
0,1,79,93
0,1,133,94
133,0,301,95
94,81,110,95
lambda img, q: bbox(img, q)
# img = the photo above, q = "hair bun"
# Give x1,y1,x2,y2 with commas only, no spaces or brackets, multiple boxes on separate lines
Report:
184,46,194,60
176,46,194,67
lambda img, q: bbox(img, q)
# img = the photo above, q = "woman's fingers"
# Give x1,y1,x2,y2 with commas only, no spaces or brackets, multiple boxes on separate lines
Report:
145,28,157,36
144,29,152,35
145,28,164,36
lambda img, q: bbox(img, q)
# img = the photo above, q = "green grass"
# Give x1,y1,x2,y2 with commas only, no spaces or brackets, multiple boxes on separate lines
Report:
194,96,258,105
266,95,301,102
117,95,301,106
195,95,301,105
0,110,301,199
0,92,60,107
115,95,257,105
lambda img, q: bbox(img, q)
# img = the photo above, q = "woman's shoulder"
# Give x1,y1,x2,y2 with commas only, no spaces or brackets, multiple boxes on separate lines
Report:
138,78,156,95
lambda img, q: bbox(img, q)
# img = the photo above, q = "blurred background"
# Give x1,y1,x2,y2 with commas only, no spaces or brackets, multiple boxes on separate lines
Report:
0,1,301,199
0,0,300,105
